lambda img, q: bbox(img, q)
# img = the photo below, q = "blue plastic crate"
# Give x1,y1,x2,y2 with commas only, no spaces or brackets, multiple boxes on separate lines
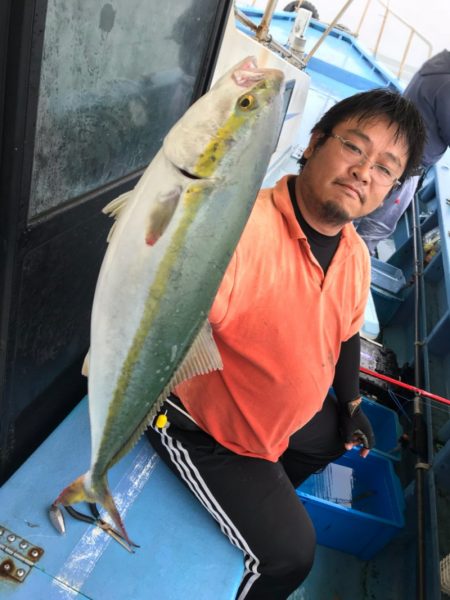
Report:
296,449,405,560
362,396,401,461
361,291,380,340
370,256,406,293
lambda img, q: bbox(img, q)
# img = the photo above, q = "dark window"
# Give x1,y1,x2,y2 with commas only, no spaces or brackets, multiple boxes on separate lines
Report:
29,0,219,217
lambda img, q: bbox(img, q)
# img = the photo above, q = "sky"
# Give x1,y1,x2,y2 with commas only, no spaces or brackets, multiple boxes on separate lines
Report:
246,0,449,83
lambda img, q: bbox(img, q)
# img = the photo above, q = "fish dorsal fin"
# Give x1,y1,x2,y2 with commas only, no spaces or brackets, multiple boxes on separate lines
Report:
102,191,133,243
81,349,90,377
145,187,181,246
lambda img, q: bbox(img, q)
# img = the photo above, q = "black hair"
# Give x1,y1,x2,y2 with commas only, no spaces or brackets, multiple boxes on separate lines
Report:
299,88,427,182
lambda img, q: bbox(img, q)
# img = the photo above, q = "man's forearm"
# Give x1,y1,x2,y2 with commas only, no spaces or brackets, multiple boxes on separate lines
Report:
332,333,361,405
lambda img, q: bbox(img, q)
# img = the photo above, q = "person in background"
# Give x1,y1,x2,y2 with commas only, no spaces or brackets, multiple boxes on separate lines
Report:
146,89,425,600
356,50,450,255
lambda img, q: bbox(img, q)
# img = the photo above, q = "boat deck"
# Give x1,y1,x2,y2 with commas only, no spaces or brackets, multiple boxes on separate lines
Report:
0,397,417,600
0,399,243,600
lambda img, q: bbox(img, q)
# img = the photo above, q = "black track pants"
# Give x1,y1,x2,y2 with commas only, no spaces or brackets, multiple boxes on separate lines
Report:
145,393,345,600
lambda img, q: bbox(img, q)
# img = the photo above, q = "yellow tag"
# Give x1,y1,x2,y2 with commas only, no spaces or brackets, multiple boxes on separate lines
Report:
156,414,168,429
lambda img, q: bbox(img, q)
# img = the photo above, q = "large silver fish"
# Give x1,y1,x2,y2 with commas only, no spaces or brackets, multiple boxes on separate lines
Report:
50,57,284,546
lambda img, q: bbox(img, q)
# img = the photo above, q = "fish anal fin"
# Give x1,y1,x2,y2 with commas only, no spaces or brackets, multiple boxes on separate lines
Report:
169,320,223,389
146,187,181,246
107,322,222,471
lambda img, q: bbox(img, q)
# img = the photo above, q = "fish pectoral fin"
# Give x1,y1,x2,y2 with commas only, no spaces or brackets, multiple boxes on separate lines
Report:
81,349,90,377
170,320,223,388
145,187,181,246
103,191,133,243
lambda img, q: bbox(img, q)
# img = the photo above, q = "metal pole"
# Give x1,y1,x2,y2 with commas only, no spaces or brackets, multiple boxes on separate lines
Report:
398,29,414,79
234,7,305,70
303,0,356,67
355,0,372,36
378,0,433,59
373,4,389,58
256,0,278,41
411,189,427,600
235,8,259,34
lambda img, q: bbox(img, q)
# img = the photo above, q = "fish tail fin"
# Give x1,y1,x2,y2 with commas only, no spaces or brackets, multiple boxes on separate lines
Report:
95,475,134,547
54,472,92,506
50,473,134,548
50,472,91,534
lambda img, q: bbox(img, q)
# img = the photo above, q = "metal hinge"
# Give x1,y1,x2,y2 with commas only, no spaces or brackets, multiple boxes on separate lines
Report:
0,525,44,583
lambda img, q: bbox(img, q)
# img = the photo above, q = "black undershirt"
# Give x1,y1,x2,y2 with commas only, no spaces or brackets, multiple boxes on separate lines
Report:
287,176,341,274
287,176,360,405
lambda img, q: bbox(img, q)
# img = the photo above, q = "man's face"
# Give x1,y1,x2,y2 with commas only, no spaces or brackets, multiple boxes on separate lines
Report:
297,116,409,227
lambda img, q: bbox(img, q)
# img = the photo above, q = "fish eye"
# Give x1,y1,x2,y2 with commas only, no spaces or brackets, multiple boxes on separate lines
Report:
238,94,256,111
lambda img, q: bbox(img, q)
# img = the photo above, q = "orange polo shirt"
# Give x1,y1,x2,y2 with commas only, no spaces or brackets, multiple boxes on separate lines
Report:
176,175,370,462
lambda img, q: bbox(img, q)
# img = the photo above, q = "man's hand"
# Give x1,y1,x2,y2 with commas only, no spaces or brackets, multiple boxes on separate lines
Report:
339,397,375,458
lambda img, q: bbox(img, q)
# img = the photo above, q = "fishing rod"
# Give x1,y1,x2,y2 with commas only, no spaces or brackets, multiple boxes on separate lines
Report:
359,366,450,407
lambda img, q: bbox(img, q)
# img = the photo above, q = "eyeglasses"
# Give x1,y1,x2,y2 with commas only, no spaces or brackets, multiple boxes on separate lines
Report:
330,133,401,187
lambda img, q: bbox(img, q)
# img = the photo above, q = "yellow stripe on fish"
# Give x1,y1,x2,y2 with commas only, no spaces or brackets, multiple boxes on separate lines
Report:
194,112,249,178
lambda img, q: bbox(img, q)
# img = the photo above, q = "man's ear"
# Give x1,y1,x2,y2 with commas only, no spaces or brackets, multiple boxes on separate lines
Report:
303,131,325,159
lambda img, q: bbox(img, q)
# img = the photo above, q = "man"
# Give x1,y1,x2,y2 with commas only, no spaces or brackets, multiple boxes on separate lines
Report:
356,50,450,254
146,89,425,600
